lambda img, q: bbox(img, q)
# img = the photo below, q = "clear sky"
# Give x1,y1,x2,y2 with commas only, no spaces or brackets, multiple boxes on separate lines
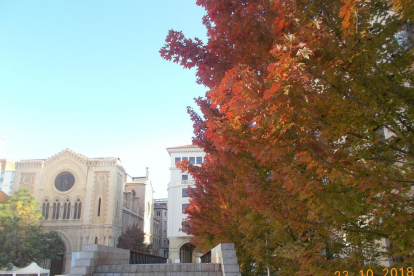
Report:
0,1,208,198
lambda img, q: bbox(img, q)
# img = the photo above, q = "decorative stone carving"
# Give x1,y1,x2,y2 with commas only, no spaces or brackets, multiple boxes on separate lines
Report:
44,148,88,166
92,171,110,224
16,160,44,169
20,172,36,193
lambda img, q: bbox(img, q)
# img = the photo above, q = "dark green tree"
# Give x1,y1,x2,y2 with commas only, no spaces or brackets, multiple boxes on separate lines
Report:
0,188,63,268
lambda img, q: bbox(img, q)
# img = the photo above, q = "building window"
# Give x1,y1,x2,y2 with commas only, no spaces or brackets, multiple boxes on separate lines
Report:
181,221,190,234
196,157,202,164
98,198,101,216
95,237,98,244
52,199,60,220
156,211,161,216
189,157,195,164
182,175,188,181
74,198,82,219
182,157,188,161
182,203,190,213
182,188,189,197
42,200,50,220
55,171,75,192
62,199,71,220
175,157,181,164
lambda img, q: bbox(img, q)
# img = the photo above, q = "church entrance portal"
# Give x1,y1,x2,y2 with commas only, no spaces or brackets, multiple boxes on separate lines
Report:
49,238,65,276
179,243,195,263
49,254,64,276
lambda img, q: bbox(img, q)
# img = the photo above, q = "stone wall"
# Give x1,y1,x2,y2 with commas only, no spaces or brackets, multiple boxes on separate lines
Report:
70,244,129,276
210,243,241,276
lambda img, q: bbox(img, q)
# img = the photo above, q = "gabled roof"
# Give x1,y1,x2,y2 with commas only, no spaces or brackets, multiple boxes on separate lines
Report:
44,148,89,165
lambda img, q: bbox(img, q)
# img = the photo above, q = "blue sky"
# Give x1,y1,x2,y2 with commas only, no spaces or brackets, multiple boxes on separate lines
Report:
0,1,208,198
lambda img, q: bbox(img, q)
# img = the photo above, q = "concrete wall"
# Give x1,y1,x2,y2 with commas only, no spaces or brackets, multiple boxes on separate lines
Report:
211,243,241,276
69,243,241,276
70,244,130,276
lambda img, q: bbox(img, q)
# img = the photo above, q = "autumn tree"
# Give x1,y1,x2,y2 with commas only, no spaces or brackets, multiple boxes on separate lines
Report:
161,0,414,275
0,188,63,268
117,224,152,254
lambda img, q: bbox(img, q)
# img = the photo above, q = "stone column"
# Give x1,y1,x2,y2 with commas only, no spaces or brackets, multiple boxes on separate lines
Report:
211,243,241,276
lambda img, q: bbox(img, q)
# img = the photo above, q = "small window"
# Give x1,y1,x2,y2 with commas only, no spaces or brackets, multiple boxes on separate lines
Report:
182,175,188,181
52,199,60,220
182,203,190,213
196,157,202,164
156,211,161,216
175,157,181,164
189,157,195,164
95,237,98,244
182,157,188,161
181,221,190,234
98,198,101,216
182,188,189,197
42,200,50,220
74,198,82,219
63,199,71,220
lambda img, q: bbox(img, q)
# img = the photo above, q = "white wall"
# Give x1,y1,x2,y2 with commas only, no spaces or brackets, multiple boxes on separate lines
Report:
167,147,205,239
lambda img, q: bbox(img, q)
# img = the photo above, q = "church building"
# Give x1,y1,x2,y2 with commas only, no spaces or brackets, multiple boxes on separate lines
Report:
12,149,155,275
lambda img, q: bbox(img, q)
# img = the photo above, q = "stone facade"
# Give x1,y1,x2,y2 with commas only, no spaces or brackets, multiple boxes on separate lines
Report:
166,145,205,263
154,198,169,258
123,170,155,245
12,149,154,275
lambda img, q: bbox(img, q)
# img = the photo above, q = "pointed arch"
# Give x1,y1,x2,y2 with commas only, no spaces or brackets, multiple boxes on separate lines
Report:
62,198,71,220
52,199,60,219
42,199,50,220
73,198,82,219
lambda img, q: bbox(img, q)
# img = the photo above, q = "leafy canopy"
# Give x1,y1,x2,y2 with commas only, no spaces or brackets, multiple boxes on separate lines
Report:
117,224,152,254
0,188,63,268
161,0,414,275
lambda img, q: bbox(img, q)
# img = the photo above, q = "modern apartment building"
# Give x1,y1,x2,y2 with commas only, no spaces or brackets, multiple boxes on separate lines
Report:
166,145,205,263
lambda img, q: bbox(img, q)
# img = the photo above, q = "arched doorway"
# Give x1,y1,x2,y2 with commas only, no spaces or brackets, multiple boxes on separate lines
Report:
46,231,71,276
179,243,195,263
49,238,65,276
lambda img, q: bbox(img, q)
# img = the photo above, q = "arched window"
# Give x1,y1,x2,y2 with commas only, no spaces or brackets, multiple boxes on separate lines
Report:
42,199,50,220
62,199,71,220
52,199,60,220
98,198,101,216
73,198,82,219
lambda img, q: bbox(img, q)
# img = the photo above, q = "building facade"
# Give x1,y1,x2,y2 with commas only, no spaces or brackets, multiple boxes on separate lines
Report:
0,159,15,195
166,145,205,263
154,198,169,258
12,149,154,275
